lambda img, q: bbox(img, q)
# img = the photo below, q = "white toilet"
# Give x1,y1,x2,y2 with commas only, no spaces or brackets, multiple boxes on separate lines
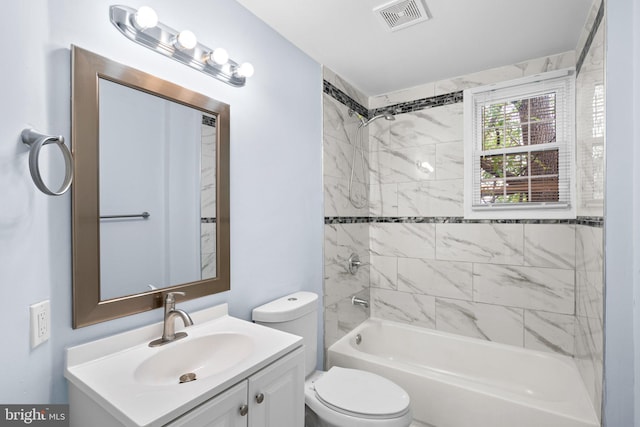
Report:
252,291,412,427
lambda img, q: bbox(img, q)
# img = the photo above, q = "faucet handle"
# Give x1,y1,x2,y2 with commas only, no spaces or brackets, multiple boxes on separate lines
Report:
166,291,186,298
165,292,186,308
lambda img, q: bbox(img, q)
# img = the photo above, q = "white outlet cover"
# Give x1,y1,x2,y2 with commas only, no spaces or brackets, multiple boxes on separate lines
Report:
30,300,50,348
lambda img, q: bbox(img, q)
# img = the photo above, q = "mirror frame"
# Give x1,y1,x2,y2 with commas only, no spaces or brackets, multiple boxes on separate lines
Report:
71,45,230,328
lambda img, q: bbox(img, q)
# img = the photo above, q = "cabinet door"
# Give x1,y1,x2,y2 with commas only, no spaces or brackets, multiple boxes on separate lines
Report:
248,347,305,427
167,381,248,427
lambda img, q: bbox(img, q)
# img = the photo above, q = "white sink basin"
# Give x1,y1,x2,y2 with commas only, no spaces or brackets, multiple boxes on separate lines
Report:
65,304,302,427
134,332,254,385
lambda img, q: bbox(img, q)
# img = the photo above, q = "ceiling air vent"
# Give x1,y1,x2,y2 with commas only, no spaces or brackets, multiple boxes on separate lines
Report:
374,0,431,32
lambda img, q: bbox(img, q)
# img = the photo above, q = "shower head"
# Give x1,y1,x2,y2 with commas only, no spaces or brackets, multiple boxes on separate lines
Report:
348,109,396,127
364,112,395,126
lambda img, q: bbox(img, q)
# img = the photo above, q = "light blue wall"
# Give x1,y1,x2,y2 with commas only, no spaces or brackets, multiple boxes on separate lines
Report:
604,0,638,425
0,0,323,404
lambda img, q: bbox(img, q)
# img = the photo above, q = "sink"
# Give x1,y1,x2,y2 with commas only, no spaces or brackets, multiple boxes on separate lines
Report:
134,333,254,385
65,305,303,427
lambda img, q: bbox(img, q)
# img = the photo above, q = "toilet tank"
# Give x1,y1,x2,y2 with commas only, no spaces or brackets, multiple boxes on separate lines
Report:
252,292,318,377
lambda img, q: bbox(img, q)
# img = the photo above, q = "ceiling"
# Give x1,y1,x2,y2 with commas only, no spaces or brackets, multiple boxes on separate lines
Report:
235,0,593,97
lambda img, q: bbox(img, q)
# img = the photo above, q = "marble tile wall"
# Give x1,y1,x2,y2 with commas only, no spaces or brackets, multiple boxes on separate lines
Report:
574,0,605,419
576,3,605,218
324,222,370,350
575,225,603,419
201,119,216,279
370,222,577,354
323,68,371,354
368,102,464,218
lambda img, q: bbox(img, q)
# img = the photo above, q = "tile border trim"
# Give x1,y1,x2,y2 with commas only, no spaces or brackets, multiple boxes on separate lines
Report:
323,80,464,119
324,216,603,227
202,115,217,127
323,80,368,118
370,91,464,117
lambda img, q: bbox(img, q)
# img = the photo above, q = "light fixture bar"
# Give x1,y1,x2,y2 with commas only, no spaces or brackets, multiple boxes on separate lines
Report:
110,5,251,87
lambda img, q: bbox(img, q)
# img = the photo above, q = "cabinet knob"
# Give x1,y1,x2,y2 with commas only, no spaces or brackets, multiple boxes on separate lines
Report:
239,404,248,416
256,393,265,404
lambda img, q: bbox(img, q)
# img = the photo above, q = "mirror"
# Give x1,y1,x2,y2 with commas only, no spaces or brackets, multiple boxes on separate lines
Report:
71,45,230,328
98,79,217,299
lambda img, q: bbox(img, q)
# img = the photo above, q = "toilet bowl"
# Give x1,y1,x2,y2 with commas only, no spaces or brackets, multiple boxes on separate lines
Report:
252,292,412,427
305,369,412,427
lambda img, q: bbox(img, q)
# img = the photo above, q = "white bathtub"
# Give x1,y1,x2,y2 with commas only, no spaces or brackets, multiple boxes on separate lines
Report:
327,318,599,427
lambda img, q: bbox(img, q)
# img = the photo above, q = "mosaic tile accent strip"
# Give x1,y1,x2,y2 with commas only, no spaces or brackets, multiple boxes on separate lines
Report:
325,216,603,227
576,216,604,227
371,91,464,117
202,115,217,127
323,80,464,120
576,0,604,76
323,80,368,119
324,216,370,224
201,217,217,223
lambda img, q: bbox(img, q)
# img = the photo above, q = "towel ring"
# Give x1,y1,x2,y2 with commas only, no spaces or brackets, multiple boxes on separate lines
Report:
21,128,73,196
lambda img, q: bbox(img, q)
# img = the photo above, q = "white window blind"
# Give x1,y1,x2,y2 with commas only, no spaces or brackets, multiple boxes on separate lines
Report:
464,70,575,219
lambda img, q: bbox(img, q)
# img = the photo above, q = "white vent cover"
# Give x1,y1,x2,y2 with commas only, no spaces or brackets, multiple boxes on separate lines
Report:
374,0,431,32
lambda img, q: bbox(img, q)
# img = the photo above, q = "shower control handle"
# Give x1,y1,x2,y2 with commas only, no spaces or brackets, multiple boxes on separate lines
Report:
348,253,361,275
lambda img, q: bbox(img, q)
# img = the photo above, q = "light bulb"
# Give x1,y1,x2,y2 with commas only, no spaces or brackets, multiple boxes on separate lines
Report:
236,62,255,78
132,6,158,30
206,48,229,66
220,63,233,75
175,30,197,50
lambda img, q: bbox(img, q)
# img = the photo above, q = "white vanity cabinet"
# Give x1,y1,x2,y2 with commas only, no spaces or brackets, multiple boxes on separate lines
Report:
247,347,305,427
167,347,305,427
167,381,248,427
65,309,306,427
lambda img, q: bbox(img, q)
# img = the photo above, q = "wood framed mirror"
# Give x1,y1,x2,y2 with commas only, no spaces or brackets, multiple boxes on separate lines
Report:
71,45,230,328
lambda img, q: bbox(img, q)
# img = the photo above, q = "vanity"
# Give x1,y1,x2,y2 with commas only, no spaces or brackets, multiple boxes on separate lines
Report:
65,303,305,427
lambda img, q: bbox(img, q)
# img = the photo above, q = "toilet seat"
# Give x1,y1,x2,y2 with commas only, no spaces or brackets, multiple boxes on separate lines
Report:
313,367,411,419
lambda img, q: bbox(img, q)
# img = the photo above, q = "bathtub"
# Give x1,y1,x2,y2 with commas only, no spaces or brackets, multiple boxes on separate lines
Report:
327,318,599,427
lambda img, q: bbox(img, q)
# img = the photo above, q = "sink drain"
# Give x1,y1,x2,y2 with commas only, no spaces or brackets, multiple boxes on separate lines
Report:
179,373,197,384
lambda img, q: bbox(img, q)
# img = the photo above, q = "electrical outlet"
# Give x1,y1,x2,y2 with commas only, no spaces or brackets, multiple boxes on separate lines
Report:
30,300,50,348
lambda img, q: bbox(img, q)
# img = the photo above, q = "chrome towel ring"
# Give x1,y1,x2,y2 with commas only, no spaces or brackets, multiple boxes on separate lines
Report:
21,128,73,196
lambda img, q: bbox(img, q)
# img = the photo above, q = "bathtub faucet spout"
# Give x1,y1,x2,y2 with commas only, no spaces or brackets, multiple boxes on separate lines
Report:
352,296,369,309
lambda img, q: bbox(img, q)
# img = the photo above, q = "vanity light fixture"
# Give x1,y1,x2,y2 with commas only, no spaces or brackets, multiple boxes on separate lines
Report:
110,5,254,87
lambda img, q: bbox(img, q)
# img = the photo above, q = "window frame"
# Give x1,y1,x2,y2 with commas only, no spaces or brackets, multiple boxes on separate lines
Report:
463,69,576,219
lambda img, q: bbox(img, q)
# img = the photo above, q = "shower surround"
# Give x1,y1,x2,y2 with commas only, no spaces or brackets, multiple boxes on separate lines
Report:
322,0,604,420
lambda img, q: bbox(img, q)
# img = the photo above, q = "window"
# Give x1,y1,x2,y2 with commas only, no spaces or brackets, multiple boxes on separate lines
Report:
463,69,575,219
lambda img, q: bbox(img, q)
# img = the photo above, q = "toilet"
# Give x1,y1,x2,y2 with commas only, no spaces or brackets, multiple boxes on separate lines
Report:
252,291,412,427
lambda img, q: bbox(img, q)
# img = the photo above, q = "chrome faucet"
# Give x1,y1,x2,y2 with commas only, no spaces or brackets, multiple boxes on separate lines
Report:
351,295,369,309
149,292,194,347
